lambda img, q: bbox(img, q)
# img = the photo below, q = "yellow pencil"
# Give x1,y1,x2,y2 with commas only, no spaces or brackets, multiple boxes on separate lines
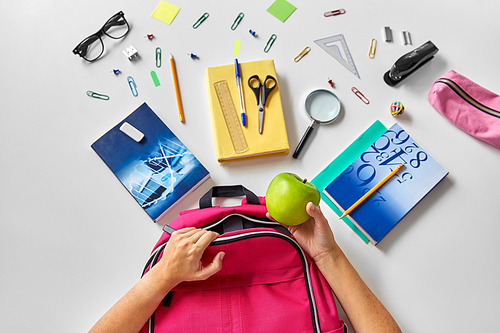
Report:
170,53,184,122
339,163,405,219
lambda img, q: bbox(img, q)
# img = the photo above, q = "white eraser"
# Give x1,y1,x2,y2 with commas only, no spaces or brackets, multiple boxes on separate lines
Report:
120,122,144,142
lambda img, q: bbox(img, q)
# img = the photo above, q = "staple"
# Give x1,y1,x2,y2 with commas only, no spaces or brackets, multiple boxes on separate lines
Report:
384,27,393,42
402,31,412,45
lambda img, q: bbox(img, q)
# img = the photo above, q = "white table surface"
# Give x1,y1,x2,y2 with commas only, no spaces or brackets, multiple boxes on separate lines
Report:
2,0,500,332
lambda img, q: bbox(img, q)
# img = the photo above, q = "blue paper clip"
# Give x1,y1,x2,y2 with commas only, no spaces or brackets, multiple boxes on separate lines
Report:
193,12,209,29
264,34,277,53
127,76,138,97
231,12,244,30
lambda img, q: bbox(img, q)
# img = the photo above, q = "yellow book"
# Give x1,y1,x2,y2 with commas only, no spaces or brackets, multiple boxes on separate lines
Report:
206,59,289,163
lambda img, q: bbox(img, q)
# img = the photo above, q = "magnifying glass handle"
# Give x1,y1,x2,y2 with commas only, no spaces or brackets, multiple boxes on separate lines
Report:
292,121,316,159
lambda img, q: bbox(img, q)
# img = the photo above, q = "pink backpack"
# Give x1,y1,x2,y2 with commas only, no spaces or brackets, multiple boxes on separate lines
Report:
140,185,347,333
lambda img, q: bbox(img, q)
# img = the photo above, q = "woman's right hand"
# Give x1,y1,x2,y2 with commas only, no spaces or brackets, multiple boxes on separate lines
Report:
267,202,338,267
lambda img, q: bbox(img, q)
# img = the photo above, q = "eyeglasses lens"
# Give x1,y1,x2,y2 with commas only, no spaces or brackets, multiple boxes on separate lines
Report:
103,14,129,39
73,12,129,62
80,35,104,62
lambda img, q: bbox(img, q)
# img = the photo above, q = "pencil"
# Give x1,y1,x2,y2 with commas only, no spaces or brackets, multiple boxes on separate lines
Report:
170,53,184,122
339,163,405,219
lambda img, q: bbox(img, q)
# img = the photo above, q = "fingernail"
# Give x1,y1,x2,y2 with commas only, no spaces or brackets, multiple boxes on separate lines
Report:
220,252,225,261
309,202,315,211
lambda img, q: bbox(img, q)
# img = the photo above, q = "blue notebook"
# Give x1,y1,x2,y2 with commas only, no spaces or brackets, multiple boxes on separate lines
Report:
323,123,448,244
91,103,210,223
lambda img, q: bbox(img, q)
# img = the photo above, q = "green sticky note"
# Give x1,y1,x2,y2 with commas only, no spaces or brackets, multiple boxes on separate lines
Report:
311,120,388,243
151,1,180,25
267,0,297,23
150,71,161,87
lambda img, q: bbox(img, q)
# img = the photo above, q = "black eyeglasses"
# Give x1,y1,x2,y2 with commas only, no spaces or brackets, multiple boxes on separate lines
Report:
72,11,130,62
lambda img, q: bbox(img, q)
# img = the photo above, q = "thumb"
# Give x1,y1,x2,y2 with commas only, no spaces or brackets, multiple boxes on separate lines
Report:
197,251,225,280
306,202,321,218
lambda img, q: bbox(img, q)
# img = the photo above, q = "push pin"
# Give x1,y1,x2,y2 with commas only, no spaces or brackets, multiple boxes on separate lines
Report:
111,69,121,75
122,45,139,61
187,53,199,59
145,34,155,41
249,29,257,37
327,77,335,88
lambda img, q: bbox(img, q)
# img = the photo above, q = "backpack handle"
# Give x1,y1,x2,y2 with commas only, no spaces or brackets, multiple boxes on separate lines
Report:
199,185,260,209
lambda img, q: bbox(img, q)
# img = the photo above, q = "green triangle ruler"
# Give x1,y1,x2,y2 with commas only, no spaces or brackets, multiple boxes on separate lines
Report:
314,34,360,79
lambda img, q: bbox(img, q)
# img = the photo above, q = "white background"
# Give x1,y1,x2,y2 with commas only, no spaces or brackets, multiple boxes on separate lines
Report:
1,0,500,332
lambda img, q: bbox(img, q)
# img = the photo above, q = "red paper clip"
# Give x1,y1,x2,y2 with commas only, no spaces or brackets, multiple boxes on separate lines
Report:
324,9,346,17
352,87,370,104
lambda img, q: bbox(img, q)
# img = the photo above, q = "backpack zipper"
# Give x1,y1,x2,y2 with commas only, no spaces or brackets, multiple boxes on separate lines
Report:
144,226,321,333
435,78,500,118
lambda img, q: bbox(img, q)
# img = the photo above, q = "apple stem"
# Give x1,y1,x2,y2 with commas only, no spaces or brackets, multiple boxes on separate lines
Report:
303,179,307,183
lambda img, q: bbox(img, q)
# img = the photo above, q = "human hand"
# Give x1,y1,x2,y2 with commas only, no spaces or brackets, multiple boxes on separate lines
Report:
267,202,337,266
154,227,225,287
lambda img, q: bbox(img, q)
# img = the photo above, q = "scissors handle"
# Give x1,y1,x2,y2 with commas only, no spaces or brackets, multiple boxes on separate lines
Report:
261,75,276,106
248,75,262,104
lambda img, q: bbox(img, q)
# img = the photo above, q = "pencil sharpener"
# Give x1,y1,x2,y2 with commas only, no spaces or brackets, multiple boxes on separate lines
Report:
123,45,139,61
384,41,438,86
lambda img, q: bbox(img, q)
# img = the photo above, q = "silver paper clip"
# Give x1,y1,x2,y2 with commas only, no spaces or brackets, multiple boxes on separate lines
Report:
127,76,138,97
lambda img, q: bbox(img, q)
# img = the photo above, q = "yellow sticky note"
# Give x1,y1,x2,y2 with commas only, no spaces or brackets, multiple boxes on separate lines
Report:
151,1,181,25
234,39,241,55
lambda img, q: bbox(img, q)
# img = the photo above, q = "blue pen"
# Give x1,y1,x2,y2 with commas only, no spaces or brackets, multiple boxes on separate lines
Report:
234,59,246,126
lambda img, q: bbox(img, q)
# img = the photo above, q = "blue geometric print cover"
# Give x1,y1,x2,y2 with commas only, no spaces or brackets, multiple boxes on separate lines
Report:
91,103,210,222
323,123,448,244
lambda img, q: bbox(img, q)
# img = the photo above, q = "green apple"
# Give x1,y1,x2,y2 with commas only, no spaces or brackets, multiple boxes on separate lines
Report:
266,172,321,225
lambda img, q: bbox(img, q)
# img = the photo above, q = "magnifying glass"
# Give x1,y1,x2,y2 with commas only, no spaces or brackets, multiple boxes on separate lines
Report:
292,89,341,159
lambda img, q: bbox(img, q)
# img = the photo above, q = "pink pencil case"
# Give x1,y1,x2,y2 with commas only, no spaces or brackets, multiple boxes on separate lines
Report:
428,70,500,149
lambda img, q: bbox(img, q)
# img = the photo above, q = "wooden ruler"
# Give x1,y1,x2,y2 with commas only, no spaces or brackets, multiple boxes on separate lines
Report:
213,80,249,154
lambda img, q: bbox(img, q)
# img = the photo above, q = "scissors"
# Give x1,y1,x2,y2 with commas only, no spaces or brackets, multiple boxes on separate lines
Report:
248,75,277,134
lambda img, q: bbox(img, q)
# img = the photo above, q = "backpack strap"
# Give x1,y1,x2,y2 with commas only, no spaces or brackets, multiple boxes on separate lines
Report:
199,185,260,209
162,224,177,235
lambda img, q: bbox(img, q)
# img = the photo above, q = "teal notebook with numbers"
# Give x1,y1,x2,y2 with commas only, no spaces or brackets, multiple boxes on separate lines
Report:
322,123,448,245
312,120,388,243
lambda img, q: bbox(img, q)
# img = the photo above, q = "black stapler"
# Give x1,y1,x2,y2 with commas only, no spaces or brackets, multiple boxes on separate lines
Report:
384,41,439,86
